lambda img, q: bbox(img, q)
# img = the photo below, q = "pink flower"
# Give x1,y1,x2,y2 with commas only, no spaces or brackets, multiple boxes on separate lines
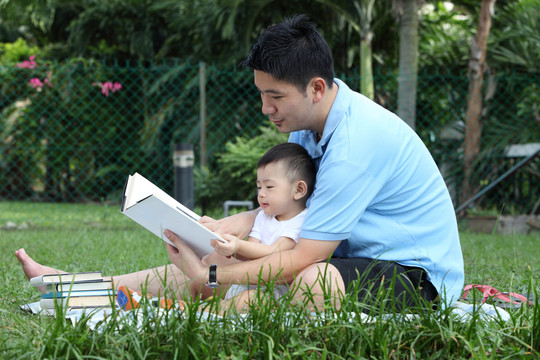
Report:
15,55,37,69
29,78,43,88
92,81,122,96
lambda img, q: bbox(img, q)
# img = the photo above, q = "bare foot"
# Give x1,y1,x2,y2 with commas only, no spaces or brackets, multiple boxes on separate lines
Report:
15,248,66,293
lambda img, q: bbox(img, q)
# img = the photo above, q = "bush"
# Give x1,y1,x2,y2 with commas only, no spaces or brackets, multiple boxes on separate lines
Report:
195,125,288,214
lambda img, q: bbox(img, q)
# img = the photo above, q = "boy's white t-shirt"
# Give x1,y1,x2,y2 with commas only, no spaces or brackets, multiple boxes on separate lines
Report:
248,208,307,245
224,208,307,300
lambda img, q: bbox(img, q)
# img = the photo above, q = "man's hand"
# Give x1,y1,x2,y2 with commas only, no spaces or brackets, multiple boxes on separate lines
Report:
163,229,206,282
211,234,238,257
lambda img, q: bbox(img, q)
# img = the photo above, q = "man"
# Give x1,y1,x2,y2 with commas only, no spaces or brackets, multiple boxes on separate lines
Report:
17,14,463,311
165,14,464,310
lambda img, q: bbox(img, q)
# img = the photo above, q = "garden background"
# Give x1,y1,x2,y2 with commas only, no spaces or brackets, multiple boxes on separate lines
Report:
1,1,540,358
1,0,538,221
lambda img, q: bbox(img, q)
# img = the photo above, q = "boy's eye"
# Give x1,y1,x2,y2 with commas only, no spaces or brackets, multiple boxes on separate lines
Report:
266,186,274,189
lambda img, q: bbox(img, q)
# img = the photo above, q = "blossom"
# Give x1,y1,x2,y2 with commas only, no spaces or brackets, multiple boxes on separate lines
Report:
29,75,53,91
29,78,43,89
15,55,37,69
92,81,122,97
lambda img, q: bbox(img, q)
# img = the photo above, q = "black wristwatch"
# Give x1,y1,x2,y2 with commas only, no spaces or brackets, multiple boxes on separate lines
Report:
205,264,220,288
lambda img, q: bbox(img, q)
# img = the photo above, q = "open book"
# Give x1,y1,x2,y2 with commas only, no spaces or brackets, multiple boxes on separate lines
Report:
121,172,225,257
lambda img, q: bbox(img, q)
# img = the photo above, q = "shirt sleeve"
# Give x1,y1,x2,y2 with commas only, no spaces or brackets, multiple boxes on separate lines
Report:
278,209,307,243
301,159,384,241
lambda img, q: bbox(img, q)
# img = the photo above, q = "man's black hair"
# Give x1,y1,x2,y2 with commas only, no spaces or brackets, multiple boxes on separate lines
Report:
258,142,317,198
240,14,334,93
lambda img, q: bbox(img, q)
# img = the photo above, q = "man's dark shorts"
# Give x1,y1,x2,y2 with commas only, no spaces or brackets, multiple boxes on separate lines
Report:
325,257,439,312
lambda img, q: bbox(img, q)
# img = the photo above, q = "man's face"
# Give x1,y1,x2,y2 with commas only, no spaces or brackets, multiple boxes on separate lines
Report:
254,70,316,133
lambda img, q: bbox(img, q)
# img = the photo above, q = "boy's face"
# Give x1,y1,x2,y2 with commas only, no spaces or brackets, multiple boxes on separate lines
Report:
254,70,317,134
256,161,300,221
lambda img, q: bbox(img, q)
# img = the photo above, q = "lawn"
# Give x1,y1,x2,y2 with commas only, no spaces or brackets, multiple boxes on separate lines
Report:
1,201,540,359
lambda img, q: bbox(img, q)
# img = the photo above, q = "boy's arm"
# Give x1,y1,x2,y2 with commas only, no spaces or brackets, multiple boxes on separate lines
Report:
236,235,296,259
212,235,296,260
199,208,260,241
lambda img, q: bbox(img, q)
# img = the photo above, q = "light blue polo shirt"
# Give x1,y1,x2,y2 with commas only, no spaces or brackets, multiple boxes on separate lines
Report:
289,79,464,305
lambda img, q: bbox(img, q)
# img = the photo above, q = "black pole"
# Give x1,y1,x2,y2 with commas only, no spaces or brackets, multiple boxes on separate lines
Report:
173,143,194,210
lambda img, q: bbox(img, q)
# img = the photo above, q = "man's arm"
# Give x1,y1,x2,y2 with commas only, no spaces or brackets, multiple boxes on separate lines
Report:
165,229,341,288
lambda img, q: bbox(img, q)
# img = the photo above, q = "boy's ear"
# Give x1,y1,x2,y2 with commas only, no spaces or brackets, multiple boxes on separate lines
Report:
293,180,308,200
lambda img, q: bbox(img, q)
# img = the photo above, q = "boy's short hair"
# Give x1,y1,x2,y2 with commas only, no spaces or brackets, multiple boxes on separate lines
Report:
239,14,334,93
258,143,316,198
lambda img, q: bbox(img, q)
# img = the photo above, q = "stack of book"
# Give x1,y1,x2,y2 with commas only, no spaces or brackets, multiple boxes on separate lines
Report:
30,271,117,310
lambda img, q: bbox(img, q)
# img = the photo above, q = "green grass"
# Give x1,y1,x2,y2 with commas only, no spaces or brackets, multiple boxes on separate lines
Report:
1,201,540,359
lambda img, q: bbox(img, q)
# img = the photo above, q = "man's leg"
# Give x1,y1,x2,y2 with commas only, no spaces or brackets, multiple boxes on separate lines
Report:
112,264,191,299
290,262,346,311
328,257,439,312
15,248,190,298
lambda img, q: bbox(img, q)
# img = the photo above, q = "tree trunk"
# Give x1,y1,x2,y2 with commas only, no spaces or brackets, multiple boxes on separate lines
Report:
460,0,496,210
397,0,419,130
360,31,374,100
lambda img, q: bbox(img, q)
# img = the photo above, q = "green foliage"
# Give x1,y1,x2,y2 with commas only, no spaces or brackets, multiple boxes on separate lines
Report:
195,126,288,213
490,0,540,73
0,38,41,63
419,2,472,69
0,56,145,201
218,125,288,199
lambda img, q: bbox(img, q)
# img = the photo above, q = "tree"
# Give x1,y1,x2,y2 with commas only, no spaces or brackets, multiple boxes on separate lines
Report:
460,0,496,208
315,0,388,99
396,0,419,129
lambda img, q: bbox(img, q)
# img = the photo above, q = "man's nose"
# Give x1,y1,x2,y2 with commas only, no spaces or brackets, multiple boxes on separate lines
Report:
261,99,276,115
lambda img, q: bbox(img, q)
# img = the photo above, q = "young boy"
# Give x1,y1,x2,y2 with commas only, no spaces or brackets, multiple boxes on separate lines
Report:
212,142,316,303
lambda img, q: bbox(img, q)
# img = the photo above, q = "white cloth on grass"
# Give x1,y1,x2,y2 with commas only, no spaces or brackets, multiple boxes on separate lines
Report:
21,300,511,332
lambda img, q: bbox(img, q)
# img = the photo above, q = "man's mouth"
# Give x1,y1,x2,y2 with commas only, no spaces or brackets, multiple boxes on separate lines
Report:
269,118,283,126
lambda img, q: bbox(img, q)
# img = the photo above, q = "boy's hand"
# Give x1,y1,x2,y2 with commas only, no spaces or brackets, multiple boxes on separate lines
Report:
211,234,238,257
199,209,259,240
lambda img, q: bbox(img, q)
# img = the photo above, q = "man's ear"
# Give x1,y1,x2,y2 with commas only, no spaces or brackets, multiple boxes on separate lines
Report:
293,180,309,200
309,77,326,103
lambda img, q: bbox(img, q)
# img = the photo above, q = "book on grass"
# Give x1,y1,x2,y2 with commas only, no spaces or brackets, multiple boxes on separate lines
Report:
42,289,117,299
29,271,104,287
40,290,116,309
46,278,113,292
121,172,226,257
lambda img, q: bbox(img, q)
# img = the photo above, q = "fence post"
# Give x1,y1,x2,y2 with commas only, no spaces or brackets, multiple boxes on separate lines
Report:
173,143,194,210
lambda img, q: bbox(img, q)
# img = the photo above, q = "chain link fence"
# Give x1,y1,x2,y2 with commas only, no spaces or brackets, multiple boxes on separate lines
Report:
1,59,538,219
